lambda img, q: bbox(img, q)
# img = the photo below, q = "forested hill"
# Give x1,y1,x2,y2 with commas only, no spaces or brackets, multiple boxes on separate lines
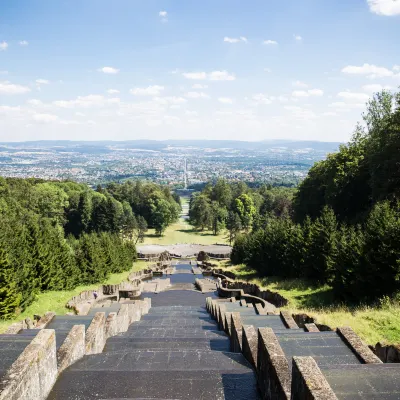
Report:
229,90,400,302
0,179,181,319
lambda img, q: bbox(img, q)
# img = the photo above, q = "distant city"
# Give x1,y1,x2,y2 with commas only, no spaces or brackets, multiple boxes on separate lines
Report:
0,140,341,187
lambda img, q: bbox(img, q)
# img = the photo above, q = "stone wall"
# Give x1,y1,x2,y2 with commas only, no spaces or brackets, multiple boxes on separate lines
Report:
57,325,85,374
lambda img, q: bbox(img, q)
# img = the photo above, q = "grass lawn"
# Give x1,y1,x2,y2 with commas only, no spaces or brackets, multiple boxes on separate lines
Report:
0,260,149,334
142,196,228,246
217,262,400,346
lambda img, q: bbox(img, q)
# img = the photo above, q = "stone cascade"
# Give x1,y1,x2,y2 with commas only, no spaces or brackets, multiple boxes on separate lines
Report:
48,291,260,399
0,299,151,400
208,297,400,399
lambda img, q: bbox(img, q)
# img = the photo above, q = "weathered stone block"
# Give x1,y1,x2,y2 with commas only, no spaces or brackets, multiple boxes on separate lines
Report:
35,312,56,329
225,312,232,336
257,327,291,400
117,304,130,333
240,299,247,307
218,304,226,331
255,303,268,315
304,323,320,332
291,356,338,400
337,326,382,364
85,312,106,355
242,325,258,367
57,325,85,374
105,312,118,338
230,312,243,353
0,329,57,400
280,311,299,329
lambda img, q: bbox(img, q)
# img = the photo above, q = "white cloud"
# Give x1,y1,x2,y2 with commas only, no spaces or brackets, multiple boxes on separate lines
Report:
322,112,338,116
130,85,164,96
367,0,400,15
252,94,273,105
0,41,8,51
75,112,86,117
154,96,187,105
341,63,394,78
36,79,50,85
192,84,208,89
27,99,44,107
224,36,247,43
329,102,365,110
294,34,302,41
393,65,400,72
292,89,323,97
185,91,209,99
362,83,392,92
159,10,168,22
53,94,120,108
218,97,234,104
263,40,278,45
33,113,58,123
98,66,120,74
183,70,235,81
292,80,308,88
0,81,31,94
107,89,120,94
19,40,29,46
337,91,370,102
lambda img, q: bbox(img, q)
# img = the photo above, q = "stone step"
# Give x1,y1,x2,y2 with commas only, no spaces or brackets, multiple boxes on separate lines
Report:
240,315,286,329
119,327,228,339
48,370,260,400
46,316,95,331
130,318,217,328
322,363,400,399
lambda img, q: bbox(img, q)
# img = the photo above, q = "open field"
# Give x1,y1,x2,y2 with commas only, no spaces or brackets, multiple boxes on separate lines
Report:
216,262,400,346
0,260,149,334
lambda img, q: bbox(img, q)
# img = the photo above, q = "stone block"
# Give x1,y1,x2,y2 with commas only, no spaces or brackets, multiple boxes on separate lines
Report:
255,303,268,315
225,312,232,336
35,312,56,329
4,322,24,334
0,329,57,400
337,326,382,364
230,312,243,353
57,325,85,374
105,312,118,339
218,304,226,331
242,325,258,367
240,299,247,307
85,312,106,355
291,356,338,400
117,304,130,333
304,323,320,332
257,327,291,400
280,311,299,329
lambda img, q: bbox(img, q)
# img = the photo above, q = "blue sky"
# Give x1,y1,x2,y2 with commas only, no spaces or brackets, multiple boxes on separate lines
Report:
0,0,399,142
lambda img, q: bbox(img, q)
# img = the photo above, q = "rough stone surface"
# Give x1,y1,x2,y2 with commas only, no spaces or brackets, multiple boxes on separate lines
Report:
85,312,106,355
104,312,118,339
257,327,291,400
291,356,338,400
35,312,56,329
4,323,24,334
0,329,57,400
225,312,232,336
256,303,268,315
337,326,382,364
218,304,226,331
240,299,247,307
57,325,85,374
305,323,320,332
281,311,299,329
230,312,243,352
242,325,258,368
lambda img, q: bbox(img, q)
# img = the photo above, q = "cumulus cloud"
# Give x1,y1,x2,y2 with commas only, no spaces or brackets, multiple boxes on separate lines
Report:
19,40,29,46
185,91,209,99
36,79,50,85
183,70,235,81
252,94,273,105
107,89,120,94
154,96,187,105
53,94,120,108
98,66,120,74
337,91,370,102
0,41,8,51
192,84,208,89
294,34,302,41
362,84,392,92
292,89,323,97
367,0,400,15
0,81,31,94
224,36,247,43
33,113,58,123
159,10,168,22
130,85,165,96
263,40,278,45
218,97,234,104
341,63,395,78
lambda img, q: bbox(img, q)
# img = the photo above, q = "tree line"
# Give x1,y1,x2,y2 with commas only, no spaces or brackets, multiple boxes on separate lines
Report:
0,178,180,318
231,90,400,302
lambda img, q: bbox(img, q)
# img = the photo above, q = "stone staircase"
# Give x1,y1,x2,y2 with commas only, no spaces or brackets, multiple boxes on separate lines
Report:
48,301,260,399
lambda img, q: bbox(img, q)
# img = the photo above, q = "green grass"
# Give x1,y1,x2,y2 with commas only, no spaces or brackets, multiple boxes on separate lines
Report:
0,260,149,334
218,263,400,346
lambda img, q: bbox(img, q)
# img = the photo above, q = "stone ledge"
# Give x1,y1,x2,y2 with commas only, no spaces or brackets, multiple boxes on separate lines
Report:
105,312,118,339
280,311,299,329
230,312,243,353
224,312,232,336
291,356,338,400
305,323,320,332
218,304,227,331
57,325,85,375
35,312,56,329
0,329,57,400
85,312,106,355
242,325,258,368
257,327,291,400
337,326,382,364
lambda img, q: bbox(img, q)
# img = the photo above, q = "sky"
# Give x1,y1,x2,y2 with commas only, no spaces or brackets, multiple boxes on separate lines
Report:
0,0,399,143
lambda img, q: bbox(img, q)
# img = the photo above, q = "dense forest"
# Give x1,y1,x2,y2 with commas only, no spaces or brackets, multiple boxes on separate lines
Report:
0,179,180,319
228,90,400,302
